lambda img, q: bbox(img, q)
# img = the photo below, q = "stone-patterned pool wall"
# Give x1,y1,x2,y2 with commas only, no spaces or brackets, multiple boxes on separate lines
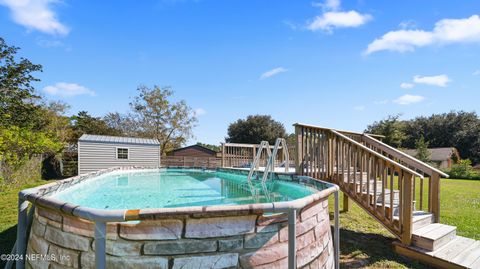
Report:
27,197,334,269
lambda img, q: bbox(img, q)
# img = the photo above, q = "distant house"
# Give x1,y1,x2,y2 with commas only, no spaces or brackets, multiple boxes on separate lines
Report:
166,144,219,158
402,147,460,169
78,134,160,175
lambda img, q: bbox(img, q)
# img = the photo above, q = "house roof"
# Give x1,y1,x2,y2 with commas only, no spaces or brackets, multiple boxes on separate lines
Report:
169,144,218,154
402,147,457,161
79,134,160,145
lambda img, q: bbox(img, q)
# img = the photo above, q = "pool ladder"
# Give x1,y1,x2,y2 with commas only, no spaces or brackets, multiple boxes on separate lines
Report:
246,138,290,198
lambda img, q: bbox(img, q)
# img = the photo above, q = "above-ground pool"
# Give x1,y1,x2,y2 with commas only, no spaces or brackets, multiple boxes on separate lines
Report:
20,167,338,269
51,169,317,210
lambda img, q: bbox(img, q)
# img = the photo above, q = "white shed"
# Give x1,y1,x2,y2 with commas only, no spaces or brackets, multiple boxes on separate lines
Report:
78,134,160,175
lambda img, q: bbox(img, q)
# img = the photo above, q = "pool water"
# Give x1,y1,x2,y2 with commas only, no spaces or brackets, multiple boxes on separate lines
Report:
52,169,318,210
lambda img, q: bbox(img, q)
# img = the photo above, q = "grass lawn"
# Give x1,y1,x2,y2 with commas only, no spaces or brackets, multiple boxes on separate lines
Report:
0,178,478,269
0,180,55,268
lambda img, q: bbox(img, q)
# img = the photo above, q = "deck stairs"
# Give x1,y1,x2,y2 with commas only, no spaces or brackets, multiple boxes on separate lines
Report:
338,163,480,268
293,124,480,268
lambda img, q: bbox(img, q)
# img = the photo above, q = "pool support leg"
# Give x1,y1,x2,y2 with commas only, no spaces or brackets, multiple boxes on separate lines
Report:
94,221,107,269
334,191,340,269
16,198,29,269
288,209,297,269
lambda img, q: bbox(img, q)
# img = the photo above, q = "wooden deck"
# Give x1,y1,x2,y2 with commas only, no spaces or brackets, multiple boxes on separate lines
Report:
222,128,480,269
280,124,480,269
394,236,480,269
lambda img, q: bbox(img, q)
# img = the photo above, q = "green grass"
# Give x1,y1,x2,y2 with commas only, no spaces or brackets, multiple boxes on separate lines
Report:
0,180,55,268
0,178,478,269
329,178,480,268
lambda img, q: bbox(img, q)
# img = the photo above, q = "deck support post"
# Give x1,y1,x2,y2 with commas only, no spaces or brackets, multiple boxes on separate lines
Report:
16,197,29,269
288,209,297,269
401,173,414,245
430,172,440,223
94,221,107,269
221,143,225,167
342,192,350,212
295,125,302,175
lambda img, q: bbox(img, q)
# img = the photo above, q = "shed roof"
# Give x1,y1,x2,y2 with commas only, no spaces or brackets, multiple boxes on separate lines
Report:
402,147,457,161
168,144,219,154
79,134,160,145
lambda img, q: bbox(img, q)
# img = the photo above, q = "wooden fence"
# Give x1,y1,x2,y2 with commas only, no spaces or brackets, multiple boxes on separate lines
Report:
161,156,222,168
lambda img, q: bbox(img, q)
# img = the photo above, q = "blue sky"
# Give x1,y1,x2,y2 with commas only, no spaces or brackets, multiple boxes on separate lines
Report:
1,0,479,145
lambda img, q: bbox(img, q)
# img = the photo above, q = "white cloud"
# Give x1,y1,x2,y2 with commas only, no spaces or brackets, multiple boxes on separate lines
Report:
365,15,480,54
353,105,365,111
400,82,415,89
413,74,450,87
393,94,425,105
0,0,69,36
260,67,288,80
308,11,372,32
473,70,480,76
43,82,95,97
307,0,371,32
194,108,206,116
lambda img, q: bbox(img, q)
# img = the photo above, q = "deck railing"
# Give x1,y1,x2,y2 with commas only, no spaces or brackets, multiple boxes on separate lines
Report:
161,156,222,168
221,142,295,169
294,123,428,244
358,134,448,222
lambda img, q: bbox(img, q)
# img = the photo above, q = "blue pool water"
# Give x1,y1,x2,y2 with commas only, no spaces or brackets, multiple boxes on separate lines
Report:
52,169,319,210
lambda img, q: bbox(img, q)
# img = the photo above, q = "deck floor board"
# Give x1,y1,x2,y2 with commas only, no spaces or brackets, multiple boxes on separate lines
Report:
432,236,476,261
451,241,480,267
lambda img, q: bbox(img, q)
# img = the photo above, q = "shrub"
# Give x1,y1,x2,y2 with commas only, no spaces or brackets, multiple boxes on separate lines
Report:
448,159,480,180
0,126,63,188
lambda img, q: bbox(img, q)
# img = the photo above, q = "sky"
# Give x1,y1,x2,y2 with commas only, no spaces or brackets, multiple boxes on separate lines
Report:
1,0,479,145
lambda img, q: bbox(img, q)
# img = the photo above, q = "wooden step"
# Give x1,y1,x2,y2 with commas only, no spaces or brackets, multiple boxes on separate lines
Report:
392,211,434,231
412,223,457,251
344,179,383,193
411,211,434,231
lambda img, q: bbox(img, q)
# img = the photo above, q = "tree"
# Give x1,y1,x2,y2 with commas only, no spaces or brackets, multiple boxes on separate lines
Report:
365,115,406,148
0,37,43,128
69,111,120,142
110,86,197,155
415,135,430,162
196,142,220,152
366,111,480,165
402,111,480,164
226,115,286,144
104,112,139,137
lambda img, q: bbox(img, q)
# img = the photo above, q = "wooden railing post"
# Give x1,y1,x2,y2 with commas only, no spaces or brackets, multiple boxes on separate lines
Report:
328,132,334,178
221,143,225,167
430,172,440,223
295,125,302,175
401,172,414,245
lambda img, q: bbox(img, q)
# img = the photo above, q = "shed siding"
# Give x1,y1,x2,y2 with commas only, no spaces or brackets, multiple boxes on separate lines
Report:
78,141,160,174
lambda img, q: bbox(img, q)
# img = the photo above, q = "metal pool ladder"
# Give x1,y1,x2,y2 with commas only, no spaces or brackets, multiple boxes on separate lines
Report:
261,138,289,184
246,138,290,186
247,140,271,185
